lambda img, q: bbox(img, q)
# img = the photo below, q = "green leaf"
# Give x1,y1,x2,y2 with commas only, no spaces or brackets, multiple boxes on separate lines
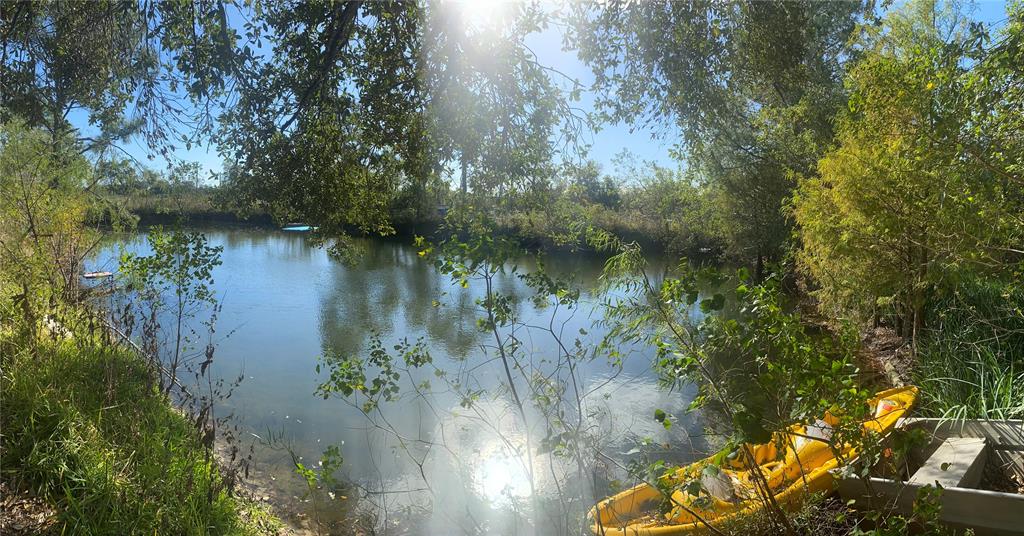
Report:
699,293,725,313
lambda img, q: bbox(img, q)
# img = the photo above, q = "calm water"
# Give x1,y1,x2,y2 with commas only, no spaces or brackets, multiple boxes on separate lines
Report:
91,228,708,535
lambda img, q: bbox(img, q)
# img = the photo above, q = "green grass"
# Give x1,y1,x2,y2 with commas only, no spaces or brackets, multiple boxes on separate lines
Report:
915,343,1024,421
914,279,1024,421
0,335,278,535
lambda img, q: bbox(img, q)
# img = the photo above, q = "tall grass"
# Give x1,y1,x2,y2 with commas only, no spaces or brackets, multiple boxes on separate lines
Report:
914,279,1024,420
0,335,276,535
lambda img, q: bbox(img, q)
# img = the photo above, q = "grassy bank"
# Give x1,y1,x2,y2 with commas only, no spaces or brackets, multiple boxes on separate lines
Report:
0,332,278,535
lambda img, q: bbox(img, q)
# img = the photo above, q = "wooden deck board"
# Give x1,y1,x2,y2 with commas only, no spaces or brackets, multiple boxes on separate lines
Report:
909,437,988,489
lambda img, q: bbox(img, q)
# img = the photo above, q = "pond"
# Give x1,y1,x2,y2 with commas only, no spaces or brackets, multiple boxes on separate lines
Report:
90,227,710,535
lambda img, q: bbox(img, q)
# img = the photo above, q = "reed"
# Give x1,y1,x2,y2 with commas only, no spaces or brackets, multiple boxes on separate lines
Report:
914,279,1024,420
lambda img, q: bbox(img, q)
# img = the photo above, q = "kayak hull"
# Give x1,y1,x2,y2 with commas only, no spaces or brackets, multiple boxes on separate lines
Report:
590,386,918,535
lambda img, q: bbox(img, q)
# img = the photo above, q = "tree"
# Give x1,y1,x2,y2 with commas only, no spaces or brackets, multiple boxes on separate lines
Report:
4,2,582,241
168,161,204,191
566,0,867,273
215,2,577,241
0,120,95,346
120,226,223,394
598,245,873,536
565,160,620,209
615,155,725,257
96,158,142,195
793,0,1024,343
1,0,238,156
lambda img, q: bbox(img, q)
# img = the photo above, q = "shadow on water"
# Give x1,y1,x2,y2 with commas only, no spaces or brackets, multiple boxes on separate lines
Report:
93,228,712,535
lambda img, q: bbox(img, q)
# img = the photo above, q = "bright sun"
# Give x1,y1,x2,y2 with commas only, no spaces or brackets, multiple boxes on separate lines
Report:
453,0,511,28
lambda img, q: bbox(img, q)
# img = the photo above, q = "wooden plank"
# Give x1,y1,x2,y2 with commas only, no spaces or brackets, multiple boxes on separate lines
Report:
909,437,987,489
839,419,1024,534
838,477,1024,535
903,419,1024,485
904,418,1024,450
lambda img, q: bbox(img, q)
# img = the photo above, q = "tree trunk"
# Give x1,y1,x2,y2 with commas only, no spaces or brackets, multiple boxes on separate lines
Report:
458,157,468,230
459,157,467,197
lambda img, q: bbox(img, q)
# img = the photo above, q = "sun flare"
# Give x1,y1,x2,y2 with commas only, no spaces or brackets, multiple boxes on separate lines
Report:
475,454,532,505
452,0,511,28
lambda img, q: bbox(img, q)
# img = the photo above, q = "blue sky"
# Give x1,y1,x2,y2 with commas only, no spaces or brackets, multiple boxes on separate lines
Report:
70,0,1010,183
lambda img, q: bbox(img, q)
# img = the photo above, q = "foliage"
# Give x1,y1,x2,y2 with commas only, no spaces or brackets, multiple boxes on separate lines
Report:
0,109,271,533
567,0,867,268
604,258,869,445
95,160,234,225
120,226,223,307
120,226,223,394
215,1,576,243
793,0,1024,340
563,160,621,209
474,155,727,258
0,333,275,535
315,215,620,533
1,0,238,155
612,155,725,258
97,160,209,198
1,1,581,243
704,486,961,536
599,249,873,533
853,485,962,536
0,98,272,534
7,1,1024,533
0,120,110,346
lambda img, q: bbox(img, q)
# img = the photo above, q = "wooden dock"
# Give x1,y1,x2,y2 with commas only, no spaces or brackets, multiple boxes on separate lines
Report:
838,418,1024,535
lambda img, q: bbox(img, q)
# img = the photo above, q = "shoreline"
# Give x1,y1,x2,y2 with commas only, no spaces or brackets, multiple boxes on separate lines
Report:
95,303,362,535
114,205,721,262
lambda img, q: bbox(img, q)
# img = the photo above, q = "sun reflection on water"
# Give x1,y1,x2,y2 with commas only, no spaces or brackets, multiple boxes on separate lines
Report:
474,452,533,506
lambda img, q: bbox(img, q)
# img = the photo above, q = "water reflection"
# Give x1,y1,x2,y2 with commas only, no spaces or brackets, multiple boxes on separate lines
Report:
94,229,708,535
352,373,707,534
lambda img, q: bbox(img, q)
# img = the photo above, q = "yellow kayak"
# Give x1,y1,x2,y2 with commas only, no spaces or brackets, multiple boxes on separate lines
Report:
590,386,918,535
